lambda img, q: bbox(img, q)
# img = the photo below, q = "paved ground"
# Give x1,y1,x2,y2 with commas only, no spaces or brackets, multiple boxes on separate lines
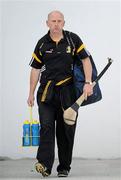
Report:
0,157,120,180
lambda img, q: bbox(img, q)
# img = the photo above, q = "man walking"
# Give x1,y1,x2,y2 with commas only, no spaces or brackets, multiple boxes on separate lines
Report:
27,10,93,177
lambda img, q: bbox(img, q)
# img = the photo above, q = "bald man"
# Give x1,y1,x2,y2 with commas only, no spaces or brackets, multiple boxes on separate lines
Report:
28,10,93,177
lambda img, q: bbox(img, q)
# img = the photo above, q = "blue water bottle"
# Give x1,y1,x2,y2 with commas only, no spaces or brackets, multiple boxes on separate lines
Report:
32,120,40,146
23,120,31,146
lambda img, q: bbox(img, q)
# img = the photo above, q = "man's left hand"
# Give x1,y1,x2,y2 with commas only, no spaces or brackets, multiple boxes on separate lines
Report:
83,84,93,100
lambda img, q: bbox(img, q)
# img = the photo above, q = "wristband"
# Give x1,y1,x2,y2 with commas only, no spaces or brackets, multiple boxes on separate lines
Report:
85,81,93,85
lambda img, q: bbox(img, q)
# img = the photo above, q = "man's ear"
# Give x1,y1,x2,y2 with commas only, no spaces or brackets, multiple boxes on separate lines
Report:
46,20,49,27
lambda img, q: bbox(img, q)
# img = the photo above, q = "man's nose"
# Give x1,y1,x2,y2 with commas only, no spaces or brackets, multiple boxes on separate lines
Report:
55,21,58,25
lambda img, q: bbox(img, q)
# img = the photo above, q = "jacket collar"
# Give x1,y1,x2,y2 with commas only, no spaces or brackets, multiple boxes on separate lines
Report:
45,30,66,43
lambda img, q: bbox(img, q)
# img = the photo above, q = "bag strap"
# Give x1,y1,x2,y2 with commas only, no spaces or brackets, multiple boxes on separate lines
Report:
65,31,76,55
68,32,76,50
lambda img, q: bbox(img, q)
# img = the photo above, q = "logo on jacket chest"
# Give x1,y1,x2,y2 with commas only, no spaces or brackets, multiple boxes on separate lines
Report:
66,46,71,53
45,49,53,53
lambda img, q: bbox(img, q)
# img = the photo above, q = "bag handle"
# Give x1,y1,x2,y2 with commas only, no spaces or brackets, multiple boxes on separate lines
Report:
29,106,33,124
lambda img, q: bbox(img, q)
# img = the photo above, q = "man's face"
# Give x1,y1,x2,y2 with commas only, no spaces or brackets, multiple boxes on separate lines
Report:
46,12,65,34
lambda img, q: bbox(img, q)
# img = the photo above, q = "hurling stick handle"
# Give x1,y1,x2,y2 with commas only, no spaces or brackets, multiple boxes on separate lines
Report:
95,58,113,83
75,82,96,107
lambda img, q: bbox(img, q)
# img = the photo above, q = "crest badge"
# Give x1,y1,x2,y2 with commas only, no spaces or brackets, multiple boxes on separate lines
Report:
66,46,71,53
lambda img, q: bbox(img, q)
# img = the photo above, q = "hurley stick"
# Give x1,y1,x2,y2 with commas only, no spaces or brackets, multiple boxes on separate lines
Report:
64,58,113,125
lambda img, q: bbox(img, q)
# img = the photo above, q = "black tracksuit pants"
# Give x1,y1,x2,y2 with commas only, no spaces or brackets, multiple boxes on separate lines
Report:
36,83,77,172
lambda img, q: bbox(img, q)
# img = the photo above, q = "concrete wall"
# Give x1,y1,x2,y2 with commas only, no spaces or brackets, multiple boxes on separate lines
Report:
0,0,120,159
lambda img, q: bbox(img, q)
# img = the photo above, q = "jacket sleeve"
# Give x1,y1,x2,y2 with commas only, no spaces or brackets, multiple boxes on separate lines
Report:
71,32,90,60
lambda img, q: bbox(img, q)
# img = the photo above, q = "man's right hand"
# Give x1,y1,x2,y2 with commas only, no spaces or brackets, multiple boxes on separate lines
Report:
27,94,35,107
27,68,41,107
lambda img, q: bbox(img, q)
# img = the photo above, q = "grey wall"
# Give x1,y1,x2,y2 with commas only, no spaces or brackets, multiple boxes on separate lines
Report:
0,0,120,159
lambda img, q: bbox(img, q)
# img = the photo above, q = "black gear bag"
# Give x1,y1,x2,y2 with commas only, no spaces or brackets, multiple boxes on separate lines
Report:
67,32,102,106
73,54,102,106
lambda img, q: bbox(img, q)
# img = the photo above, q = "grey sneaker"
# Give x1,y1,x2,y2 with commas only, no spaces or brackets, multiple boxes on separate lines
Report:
35,162,51,177
58,170,69,177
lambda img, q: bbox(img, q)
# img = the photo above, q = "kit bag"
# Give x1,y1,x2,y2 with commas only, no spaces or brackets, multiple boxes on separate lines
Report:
68,32,102,106
73,54,102,106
